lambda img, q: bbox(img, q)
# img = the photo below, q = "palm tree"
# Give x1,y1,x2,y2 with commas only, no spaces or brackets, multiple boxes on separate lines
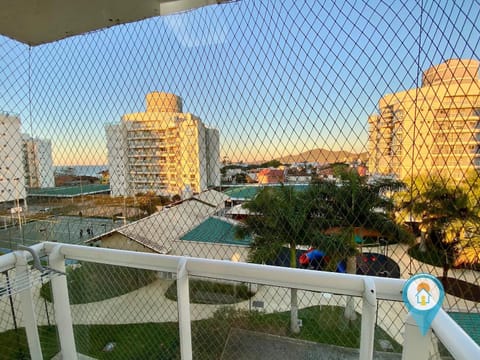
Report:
235,185,321,333
399,176,479,278
236,170,410,324
307,169,411,319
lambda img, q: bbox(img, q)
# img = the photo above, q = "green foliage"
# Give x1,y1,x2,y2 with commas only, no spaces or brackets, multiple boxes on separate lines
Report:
398,175,480,275
396,175,478,227
165,279,254,304
135,191,168,215
236,185,322,267
236,171,410,269
309,170,406,235
0,326,59,359
260,159,282,168
40,262,157,304
408,243,445,267
75,323,180,359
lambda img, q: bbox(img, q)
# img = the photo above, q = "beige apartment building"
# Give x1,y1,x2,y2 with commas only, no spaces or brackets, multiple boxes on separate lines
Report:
368,59,480,182
23,135,55,188
106,92,220,197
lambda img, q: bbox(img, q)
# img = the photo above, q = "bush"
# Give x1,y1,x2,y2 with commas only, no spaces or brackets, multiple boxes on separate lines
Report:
165,279,254,304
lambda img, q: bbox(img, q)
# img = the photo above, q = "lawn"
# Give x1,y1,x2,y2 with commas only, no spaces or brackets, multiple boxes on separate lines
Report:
40,262,158,304
164,279,254,304
0,306,401,359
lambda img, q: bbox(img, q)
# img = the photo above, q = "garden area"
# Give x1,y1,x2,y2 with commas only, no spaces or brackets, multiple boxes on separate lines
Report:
40,262,158,304
0,306,402,359
395,175,480,304
164,279,255,304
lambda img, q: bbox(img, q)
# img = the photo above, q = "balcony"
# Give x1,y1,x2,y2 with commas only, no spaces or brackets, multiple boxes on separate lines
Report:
0,242,478,359
1,1,480,358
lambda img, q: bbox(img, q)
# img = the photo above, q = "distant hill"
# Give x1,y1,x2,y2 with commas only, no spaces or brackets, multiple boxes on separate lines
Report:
275,148,368,164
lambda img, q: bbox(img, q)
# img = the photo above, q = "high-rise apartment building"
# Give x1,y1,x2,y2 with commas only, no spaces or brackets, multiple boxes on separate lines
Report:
106,92,220,197
0,113,26,202
23,135,55,188
368,59,480,181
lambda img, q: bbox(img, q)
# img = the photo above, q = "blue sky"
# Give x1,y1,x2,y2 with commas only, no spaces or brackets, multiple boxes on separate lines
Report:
0,0,479,165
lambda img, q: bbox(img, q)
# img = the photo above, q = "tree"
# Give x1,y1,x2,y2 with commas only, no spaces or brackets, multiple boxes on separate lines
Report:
398,176,479,278
260,159,282,168
307,169,411,319
136,191,165,215
235,185,321,333
236,173,410,325
234,173,248,184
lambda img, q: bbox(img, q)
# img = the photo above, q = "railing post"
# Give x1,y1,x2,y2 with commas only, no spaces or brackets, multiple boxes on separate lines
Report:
49,245,77,359
402,313,431,360
15,250,43,360
177,258,192,360
359,277,377,360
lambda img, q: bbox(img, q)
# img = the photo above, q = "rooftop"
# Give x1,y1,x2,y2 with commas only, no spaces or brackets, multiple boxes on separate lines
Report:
180,216,251,245
27,184,110,198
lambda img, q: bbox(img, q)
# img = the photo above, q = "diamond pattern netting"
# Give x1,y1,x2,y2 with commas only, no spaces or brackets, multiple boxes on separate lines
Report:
0,0,479,358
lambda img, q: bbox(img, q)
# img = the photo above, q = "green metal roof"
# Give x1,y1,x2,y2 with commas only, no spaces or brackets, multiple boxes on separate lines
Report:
28,184,110,197
448,312,480,346
180,217,251,245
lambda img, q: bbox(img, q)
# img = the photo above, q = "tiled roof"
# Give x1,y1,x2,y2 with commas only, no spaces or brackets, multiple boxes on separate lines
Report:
118,200,216,253
192,190,230,207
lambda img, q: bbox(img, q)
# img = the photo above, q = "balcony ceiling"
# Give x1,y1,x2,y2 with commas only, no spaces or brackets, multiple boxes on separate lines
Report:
0,0,230,46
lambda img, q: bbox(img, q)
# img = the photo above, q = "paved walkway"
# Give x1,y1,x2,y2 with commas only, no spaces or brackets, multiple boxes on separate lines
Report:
221,328,401,360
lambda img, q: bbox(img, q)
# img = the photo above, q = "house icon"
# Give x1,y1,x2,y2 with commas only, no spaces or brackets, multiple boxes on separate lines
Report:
415,282,432,306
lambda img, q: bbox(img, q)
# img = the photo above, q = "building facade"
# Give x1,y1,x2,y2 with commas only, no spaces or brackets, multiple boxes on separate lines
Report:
0,114,26,202
368,59,480,182
106,92,220,197
257,168,285,184
23,135,55,188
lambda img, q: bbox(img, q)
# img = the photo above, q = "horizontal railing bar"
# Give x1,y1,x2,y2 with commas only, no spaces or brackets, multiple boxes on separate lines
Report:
0,243,46,272
44,242,404,300
432,309,480,360
44,242,181,272
0,252,17,272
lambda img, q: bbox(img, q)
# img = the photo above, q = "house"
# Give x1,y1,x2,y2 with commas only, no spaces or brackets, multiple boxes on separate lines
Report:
257,168,285,184
86,189,250,261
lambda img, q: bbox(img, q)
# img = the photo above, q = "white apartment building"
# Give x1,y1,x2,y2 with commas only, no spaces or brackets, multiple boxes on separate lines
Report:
106,92,220,197
23,135,55,188
368,59,480,182
0,113,26,202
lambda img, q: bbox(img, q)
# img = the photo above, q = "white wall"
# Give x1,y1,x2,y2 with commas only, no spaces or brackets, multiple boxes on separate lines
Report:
206,127,220,187
0,115,26,202
106,123,128,196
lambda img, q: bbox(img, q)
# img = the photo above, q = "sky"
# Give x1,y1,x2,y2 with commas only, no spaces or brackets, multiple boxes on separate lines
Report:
0,0,479,165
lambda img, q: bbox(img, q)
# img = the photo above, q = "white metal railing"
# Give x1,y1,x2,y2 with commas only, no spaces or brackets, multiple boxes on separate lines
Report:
1,242,479,360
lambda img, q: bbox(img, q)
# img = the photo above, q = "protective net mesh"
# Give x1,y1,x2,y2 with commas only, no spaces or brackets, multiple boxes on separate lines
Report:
0,0,479,358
